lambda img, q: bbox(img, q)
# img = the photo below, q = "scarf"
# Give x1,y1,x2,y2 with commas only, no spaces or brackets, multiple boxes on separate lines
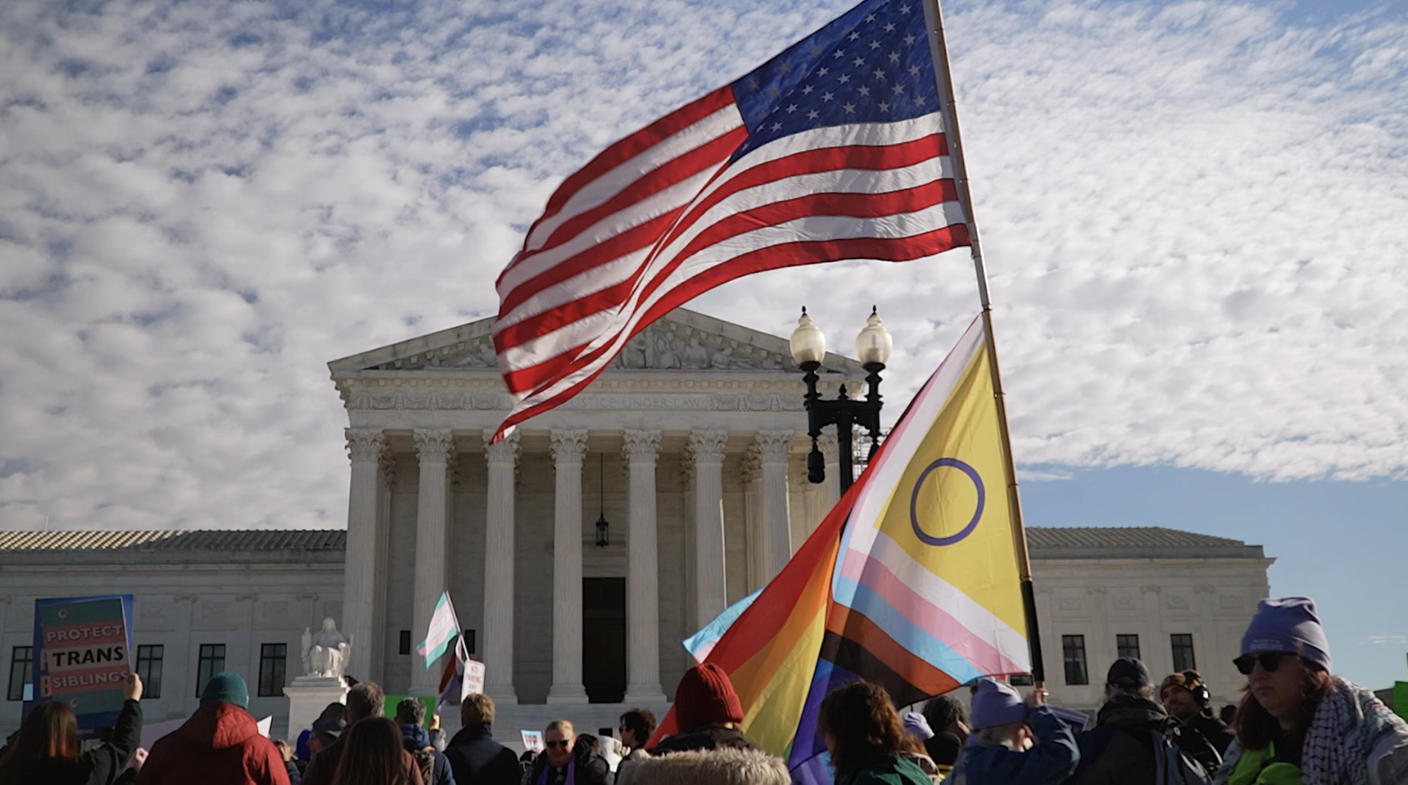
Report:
536,754,577,785
1300,677,1401,785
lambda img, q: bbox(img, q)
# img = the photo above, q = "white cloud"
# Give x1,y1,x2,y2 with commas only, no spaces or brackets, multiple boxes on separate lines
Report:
0,0,1405,530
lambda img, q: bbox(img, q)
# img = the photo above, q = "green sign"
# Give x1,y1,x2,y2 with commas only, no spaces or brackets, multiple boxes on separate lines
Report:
384,694,437,726
1394,682,1408,723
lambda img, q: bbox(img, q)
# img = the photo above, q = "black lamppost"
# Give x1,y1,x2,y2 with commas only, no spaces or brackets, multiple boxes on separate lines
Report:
789,307,893,493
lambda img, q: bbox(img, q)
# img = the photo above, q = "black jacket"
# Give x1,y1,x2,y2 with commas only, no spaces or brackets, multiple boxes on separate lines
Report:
1068,695,1169,785
522,747,609,785
3,699,143,785
443,724,519,785
650,725,758,755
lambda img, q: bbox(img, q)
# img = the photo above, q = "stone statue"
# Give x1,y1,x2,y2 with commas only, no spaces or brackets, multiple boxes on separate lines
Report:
682,338,710,369
301,617,352,678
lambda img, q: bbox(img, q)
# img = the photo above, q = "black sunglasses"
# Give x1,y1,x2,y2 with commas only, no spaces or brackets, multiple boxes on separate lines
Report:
1234,652,1289,675
545,740,572,749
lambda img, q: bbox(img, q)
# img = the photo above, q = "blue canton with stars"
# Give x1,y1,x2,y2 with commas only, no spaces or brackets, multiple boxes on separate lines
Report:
729,0,942,160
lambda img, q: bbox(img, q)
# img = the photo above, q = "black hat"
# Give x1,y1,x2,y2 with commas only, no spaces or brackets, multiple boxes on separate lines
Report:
1107,657,1152,688
312,702,347,739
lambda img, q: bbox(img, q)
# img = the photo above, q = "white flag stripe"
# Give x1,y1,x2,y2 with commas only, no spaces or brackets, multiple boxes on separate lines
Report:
497,165,724,307
497,171,962,379
521,105,747,253
496,249,651,335
502,196,965,401
848,318,987,549
838,528,1030,666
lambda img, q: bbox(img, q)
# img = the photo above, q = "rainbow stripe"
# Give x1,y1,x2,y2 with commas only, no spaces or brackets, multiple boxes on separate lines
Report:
653,316,1030,783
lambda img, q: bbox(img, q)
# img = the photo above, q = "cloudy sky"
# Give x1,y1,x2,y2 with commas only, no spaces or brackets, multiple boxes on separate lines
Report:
2,0,1406,686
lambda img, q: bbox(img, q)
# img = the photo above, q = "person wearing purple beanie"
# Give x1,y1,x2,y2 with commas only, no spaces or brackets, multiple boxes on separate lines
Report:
947,678,1078,785
1213,597,1408,785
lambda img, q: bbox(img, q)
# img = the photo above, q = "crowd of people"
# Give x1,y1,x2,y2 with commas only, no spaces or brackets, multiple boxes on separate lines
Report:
2,595,1406,784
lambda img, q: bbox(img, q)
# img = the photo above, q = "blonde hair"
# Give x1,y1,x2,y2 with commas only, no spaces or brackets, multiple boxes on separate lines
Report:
975,719,1030,751
546,719,575,737
461,693,496,726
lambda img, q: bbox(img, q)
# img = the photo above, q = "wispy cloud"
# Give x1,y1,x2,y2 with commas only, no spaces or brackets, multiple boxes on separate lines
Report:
1,0,1405,529
1362,635,1408,646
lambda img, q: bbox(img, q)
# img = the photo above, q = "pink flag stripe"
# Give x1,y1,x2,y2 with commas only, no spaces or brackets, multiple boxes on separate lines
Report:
839,548,1026,676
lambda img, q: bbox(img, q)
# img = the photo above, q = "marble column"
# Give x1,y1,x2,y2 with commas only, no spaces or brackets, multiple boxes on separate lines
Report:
755,430,793,582
482,432,520,703
342,428,384,681
547,428,589,704
411,428,454,694
622,429,665,703
688,430,729,625
372,445,396,685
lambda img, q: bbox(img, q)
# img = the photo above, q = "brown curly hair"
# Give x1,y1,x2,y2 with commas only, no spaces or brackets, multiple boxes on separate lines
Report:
818,680,922,777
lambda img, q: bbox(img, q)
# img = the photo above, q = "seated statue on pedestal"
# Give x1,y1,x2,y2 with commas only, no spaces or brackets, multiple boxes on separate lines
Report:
301,617,352,678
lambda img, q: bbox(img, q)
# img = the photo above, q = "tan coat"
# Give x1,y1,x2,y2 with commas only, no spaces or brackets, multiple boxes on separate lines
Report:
615,748,789,785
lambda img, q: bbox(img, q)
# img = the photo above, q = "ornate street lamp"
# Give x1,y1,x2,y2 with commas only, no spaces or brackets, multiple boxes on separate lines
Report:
594,454,610,547
789,307,892,493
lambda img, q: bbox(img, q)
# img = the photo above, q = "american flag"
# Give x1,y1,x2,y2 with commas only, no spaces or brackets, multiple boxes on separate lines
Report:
492,0,971,440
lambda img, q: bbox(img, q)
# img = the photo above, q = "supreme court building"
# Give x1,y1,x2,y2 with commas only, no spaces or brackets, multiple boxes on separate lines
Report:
0,308,1274,737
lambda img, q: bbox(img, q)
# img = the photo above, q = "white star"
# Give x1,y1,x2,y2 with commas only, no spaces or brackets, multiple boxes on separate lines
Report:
821,91,834,101
909,65,921,76
914,96,926,106
747,78,760,89
868,40,881,50
892,84,905,95
780,63,792,73
768,87,781,97
772,122,783,130
853,57,866,67
802,84,815,94
873,68,886,80
879,101,891,111
884,22,896,31
818,67,829,77
838,74,850,83
807,109,820,120
888,52,900,63
904,34,917,45
849,31,861,41
785,104,798,113
857,85,871,96
833,49,846,59
812,45,824,56
842,102,856,114
864,13,875,22
900,4,911,13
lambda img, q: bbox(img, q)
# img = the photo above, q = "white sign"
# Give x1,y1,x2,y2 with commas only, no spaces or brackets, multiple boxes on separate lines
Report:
461,658,486,699
521,730,544,753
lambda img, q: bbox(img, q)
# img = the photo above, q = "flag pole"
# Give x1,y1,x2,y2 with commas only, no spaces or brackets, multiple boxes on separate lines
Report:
920,0,1046,688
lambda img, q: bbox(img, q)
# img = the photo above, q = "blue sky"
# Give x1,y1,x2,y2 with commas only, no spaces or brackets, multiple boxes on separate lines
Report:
1,0,1405,689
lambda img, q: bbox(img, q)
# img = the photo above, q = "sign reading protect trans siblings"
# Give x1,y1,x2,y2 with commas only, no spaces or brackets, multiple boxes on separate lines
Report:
31,594,135,732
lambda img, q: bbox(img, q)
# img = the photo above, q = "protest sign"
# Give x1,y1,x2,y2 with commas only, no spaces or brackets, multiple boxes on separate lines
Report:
521,730,544,753
461,659,486,699
1395,682,1408,723
32,594,134,733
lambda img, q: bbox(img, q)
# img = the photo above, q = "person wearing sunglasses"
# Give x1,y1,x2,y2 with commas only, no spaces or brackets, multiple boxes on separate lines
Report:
523,720,608,785
1214,597,1408,785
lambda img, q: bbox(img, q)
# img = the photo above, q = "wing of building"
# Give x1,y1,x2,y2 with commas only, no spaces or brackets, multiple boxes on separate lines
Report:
0,309,1274,737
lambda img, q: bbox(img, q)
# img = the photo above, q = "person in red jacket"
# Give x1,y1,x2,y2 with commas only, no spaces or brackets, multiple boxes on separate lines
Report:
137,672,290,785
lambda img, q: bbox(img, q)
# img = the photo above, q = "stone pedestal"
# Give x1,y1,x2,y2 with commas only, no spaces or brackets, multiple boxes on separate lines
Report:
283,676,349,739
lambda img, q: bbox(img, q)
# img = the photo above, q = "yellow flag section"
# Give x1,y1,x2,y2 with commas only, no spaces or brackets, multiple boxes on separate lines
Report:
833,315,1030,683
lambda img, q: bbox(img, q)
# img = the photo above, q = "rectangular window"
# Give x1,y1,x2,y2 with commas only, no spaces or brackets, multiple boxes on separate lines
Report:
1117,634,1141,660
7,647,33,701
258,643,287,697
1171,634,1197,671
196,644,226,697
1062,635,1089,686
399,630,411,656
136,645,164,699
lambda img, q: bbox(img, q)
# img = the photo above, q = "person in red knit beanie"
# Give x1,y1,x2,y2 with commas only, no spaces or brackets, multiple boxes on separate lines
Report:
652,664,759,755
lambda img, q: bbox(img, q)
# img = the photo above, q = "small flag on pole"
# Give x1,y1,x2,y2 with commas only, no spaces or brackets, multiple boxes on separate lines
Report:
417,591,460,671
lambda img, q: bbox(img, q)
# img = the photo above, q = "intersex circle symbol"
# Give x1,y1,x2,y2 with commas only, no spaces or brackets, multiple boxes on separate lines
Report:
909,458,985,546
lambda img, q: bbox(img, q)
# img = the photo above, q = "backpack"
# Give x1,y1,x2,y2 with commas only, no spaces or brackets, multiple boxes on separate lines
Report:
1152,730,1211,785
411,746,437,784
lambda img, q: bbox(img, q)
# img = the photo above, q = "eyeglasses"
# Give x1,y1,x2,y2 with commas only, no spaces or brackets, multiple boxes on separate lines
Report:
545,740,572,749
1234,652,1289,675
